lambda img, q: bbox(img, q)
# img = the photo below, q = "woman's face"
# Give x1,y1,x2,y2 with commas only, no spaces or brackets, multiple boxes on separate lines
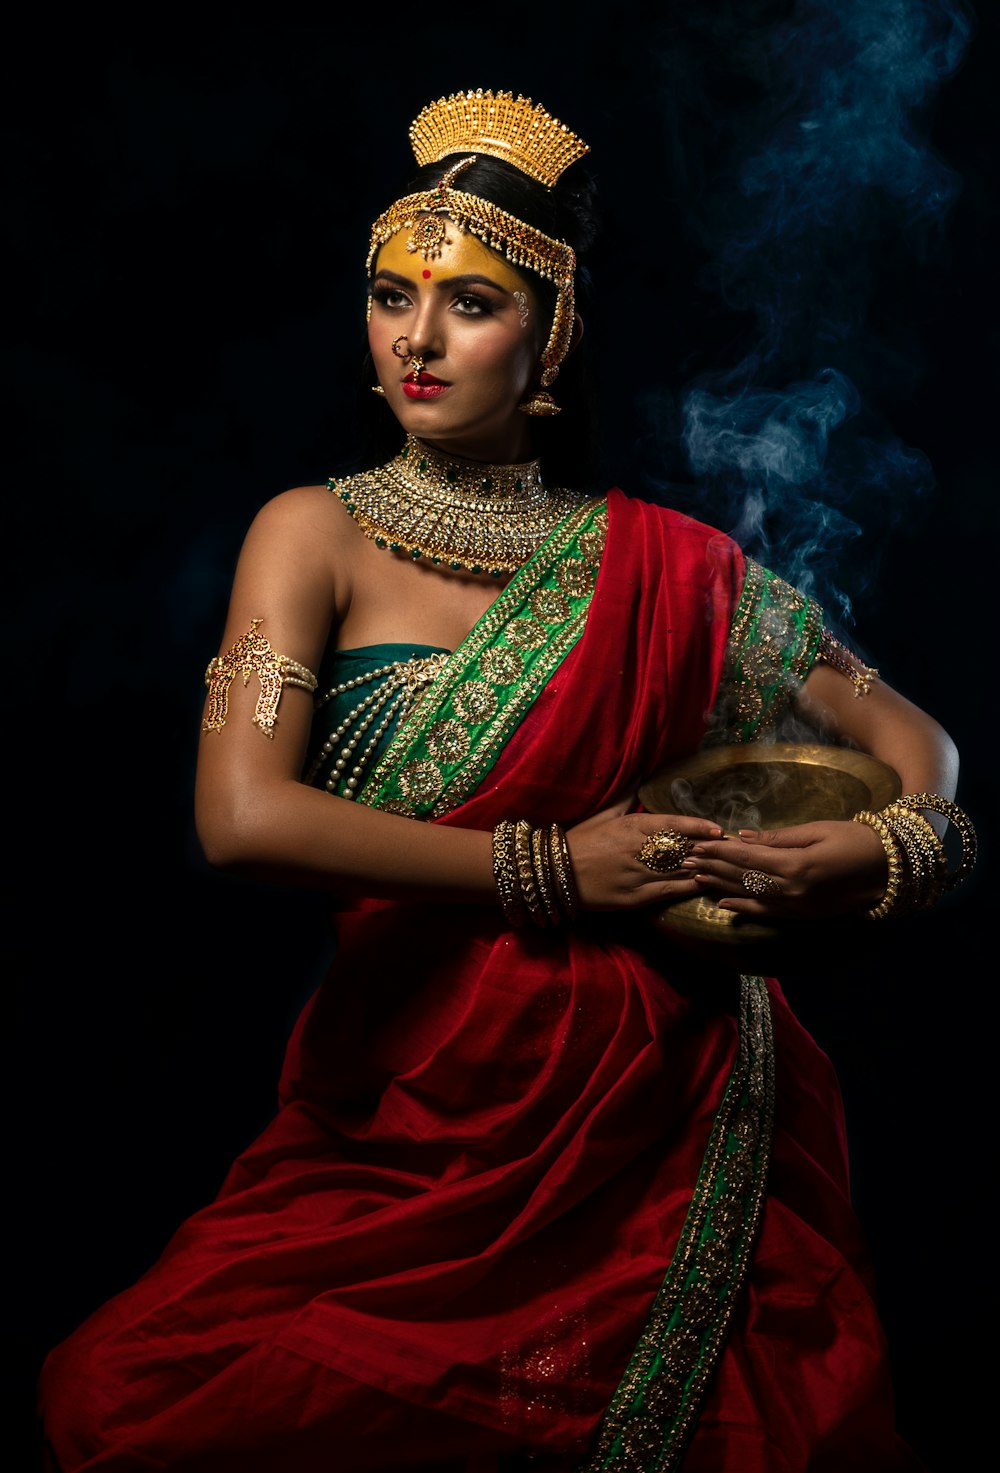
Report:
369,222,544,462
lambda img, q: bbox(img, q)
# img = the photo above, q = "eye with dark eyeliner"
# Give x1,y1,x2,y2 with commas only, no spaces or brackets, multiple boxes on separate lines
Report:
452,293,497,316
370,280,411,310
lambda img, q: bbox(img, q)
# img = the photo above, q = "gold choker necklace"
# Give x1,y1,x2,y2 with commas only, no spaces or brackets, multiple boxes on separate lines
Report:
329,437,585,578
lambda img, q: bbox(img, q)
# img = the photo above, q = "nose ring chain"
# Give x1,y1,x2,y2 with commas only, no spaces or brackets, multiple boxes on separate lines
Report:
391,335,424,382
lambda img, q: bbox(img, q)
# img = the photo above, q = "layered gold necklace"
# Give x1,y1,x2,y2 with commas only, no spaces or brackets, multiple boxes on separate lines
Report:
328,436,585,578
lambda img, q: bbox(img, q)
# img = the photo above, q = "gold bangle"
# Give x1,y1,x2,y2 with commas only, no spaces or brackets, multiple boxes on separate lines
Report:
853,809,905,919
895,793,977,891
531,825,562,925
549,824,581,921
881,803,947,910
514,819,548,928
492,821,527,928
494,819,582,928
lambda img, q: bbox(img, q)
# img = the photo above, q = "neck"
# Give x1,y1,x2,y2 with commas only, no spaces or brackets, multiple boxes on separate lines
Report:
401,434,542,482
416,423,536,466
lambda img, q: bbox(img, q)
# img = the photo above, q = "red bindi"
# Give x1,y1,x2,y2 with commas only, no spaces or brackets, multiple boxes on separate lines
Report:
422,269,432,279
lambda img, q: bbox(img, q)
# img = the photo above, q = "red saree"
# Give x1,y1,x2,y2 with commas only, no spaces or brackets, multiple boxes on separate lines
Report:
39,490,923,1471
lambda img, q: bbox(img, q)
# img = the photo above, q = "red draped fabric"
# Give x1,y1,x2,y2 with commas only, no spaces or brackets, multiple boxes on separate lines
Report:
39,491,924,1471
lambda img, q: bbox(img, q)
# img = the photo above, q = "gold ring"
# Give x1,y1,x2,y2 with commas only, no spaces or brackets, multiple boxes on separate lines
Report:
391,335,410,359
742,869,781,898
636,829,694,872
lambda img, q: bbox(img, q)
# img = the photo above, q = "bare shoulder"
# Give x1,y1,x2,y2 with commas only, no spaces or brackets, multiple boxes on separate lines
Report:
242,481,369,562
219,483,360,662
242,482,339,544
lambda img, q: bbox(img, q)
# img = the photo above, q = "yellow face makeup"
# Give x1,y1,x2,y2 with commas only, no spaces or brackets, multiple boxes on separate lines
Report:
375,221,534,302
368,218,543,462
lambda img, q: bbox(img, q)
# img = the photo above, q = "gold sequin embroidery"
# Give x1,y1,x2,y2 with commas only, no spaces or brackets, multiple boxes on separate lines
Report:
426,718,471,763
359,499,606,818
479,646,525,685
452,680,500,723
578,975,775,1473
397,759,443,803
505,616,548,651
530,587,571,622
555,555,593,598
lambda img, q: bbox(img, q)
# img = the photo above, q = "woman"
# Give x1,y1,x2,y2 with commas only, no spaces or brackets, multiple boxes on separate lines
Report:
40,88,969,1472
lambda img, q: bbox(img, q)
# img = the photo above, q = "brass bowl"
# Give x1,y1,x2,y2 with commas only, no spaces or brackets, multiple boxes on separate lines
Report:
637,743,901,962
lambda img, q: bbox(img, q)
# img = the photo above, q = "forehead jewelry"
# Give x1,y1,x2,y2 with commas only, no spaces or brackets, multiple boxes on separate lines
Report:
368,90,588,388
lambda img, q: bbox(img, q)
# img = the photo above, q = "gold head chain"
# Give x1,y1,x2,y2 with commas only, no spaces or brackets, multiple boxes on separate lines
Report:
367,90,589,388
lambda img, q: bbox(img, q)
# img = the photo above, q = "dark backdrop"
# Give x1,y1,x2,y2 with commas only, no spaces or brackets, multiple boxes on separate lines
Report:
10,5,996,1468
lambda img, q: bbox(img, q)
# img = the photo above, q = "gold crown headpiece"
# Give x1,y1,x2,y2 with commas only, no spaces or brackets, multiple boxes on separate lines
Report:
367,91,589,386
409,89,589,188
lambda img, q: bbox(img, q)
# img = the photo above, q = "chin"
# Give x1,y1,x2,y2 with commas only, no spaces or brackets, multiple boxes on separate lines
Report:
395,408,530,461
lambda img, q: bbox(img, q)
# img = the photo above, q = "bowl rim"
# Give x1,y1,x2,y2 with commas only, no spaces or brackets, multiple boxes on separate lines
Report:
637,741,902,956
638,740,901,827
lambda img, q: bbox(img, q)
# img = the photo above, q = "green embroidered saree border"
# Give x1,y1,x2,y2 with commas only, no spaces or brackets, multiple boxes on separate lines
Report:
710,559,825,743
577,974,775,1473
357,498,608,821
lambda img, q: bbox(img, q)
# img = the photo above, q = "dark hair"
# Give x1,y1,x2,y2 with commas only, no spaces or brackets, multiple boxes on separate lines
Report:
357,151,601,488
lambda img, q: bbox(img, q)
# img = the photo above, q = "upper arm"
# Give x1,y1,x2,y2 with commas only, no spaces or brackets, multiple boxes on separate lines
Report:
195,486,346,836
797,662,960,800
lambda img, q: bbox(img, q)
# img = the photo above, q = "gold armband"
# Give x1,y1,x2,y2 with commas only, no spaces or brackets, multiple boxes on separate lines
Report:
203,619,318,738
818,629,879,697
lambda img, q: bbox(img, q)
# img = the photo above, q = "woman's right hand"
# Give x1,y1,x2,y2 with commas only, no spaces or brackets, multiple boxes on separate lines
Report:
565,801,726,911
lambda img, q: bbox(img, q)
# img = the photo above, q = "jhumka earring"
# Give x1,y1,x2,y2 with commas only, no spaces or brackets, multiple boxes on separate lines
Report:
518,380,561,417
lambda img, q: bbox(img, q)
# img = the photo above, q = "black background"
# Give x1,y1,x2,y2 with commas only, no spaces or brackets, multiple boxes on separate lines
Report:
9,4,996,1468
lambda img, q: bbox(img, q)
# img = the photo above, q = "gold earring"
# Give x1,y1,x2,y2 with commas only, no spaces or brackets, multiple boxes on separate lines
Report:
371,385,386,397
518,388,561,417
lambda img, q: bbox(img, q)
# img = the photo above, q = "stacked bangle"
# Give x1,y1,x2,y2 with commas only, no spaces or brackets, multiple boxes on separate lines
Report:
853,792,976,920
548,823,581,921
492,820,581,928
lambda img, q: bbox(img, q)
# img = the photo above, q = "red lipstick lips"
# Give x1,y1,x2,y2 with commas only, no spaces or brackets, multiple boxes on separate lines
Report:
402,371,450,400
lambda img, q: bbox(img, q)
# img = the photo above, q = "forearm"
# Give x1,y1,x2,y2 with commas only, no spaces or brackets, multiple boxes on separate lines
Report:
197,776,497,904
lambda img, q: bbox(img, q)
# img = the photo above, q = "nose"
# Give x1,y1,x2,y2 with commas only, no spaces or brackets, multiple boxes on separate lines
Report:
402,297,443,366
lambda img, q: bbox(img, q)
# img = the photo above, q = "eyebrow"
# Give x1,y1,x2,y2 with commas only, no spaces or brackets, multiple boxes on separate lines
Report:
373,267,512,295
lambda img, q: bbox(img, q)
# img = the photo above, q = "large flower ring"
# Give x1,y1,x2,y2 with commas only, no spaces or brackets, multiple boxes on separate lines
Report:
636,829,695,873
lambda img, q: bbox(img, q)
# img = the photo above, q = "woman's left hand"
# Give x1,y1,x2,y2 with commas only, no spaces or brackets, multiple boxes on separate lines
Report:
685,818,889,920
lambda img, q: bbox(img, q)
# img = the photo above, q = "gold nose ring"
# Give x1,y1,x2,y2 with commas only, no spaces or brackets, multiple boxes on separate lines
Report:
391,336,410,359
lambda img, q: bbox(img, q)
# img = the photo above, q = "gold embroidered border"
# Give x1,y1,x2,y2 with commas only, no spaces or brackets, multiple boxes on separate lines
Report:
710,560,825,743
577,974,775,1472
358,499,607,820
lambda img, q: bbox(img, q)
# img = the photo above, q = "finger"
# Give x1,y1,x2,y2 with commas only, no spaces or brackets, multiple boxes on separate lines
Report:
689,839,762,868
692,867,786,902
644,814,726,840
644,874,705,904
736,825,819,848
716,896,773,916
